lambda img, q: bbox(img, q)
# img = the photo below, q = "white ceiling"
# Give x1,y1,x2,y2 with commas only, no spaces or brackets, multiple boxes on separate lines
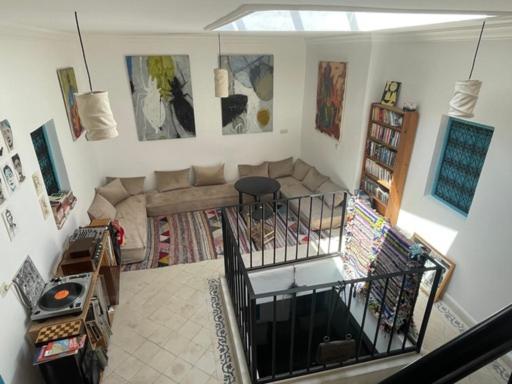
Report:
1,0,512,34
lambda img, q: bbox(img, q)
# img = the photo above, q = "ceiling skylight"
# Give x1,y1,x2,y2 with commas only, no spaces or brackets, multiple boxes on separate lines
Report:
215,10,488,32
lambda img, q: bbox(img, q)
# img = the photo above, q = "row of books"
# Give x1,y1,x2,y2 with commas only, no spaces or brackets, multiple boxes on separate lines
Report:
370,123,401,148
372,107,403,127
362,177,389,204
365,159,392,184
367,141,397,168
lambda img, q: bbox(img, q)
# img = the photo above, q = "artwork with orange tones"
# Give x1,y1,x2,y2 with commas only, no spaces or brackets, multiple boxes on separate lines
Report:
315,61,347,141
57,67,84,140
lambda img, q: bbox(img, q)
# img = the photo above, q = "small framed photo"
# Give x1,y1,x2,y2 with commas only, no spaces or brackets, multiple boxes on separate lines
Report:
2,207,17,241
2,162,18,193
412,233,456,302
11,153,25,183
381,80,401,106
0,177,6,205
32,172,45,196
0,119,14,153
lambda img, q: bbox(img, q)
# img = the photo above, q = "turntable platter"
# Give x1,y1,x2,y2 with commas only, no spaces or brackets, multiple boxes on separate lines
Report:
38,282,84,310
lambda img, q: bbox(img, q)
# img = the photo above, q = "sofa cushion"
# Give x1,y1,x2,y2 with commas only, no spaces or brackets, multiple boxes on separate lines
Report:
268,157,293,179
155,169,190,192
293,159,313,181
316,180,346,208
115,194,147,264
193,164,225,186
280,183,314,199
96,178,130,206
275,176,302,189
289,196,343,231
303,168,329,191
238,162,269,178
88,193,117,220
106,176,145,196
146,183,238,216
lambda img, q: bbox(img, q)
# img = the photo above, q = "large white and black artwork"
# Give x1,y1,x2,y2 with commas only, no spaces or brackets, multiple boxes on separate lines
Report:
126,55,196,141
221,55,274,135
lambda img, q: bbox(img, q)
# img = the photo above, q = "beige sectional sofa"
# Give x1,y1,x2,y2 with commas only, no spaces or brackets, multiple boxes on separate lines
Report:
88,159,347,264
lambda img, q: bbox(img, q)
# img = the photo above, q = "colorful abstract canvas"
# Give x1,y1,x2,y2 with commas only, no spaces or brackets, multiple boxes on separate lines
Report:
315,61,347,141
220,55,274,135
126,55,196,141
57,68,83,140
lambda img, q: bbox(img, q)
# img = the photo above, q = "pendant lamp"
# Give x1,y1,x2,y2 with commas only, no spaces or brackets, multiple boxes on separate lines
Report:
448,21,486,118
74,12,118,140
214,34,229,98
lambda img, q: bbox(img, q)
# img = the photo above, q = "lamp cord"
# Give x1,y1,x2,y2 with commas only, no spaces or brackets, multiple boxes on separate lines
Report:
75,11,93,92
217,33,222,68
468,20,486,80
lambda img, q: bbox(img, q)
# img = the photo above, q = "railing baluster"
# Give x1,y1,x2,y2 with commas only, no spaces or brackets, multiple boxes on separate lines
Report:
295,198,301,260
273,199,277,264
328,193,335,252
345,284,354,334
284,200,289,262
357,280,373,360
306,289,317,371
249,202,253,268
250,298,258,382
289,293,297,375
401,273,423,351
306,196,313,258
261,203,265,266
416,268,442,352
372,278,389,355
387,274,407,354
317,194,325,257
338,192,348,253
272,295,277,379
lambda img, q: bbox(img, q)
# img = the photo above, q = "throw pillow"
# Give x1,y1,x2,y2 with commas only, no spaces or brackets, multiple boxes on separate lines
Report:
238,162,268,178
88,193,117,220
293,159,313,181
193,164,226,186
96,178,130,206
268,157,294,179
316,180,346,208
155,169,191,192
302,168,329,191
106,176,145,195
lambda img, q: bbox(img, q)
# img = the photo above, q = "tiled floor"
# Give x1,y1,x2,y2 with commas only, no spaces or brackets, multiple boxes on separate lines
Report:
103,257,510,384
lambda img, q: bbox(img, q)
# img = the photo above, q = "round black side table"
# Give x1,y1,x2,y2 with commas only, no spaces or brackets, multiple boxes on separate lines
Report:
234,176,281,220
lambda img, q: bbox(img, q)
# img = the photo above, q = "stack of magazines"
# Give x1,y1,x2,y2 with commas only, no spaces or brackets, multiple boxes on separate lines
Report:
33,335,86,365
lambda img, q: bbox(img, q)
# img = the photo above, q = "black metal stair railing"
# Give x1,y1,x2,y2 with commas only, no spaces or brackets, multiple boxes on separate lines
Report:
378,303,512,384
222,192,443,383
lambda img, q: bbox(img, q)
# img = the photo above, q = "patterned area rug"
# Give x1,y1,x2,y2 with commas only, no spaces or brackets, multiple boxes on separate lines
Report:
122,206,328,272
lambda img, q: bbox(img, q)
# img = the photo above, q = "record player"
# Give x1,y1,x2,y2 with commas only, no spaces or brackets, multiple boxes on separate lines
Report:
31,273,92,322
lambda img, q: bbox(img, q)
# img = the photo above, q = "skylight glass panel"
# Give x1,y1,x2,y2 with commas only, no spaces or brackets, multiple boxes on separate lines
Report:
215,10,488,32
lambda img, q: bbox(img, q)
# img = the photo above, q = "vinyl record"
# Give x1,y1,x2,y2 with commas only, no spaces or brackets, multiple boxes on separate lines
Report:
38,282,84,310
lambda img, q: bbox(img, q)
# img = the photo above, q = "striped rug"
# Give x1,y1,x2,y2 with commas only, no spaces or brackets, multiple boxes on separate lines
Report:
122,206,328,272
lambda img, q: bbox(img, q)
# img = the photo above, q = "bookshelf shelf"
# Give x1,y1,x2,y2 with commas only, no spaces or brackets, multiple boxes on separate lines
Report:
360,103,419,225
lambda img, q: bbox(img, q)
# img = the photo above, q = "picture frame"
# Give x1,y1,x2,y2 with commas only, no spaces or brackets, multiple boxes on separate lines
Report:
412,233,456,302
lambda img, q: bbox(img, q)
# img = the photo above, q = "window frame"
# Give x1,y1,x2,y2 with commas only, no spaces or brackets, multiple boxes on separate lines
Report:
430,116,493,217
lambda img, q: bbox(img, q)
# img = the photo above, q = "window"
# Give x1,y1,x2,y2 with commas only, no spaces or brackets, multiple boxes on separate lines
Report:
432,117,493,216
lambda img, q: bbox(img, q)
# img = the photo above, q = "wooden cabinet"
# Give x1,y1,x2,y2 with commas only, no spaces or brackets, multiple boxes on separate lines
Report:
360,103,419,225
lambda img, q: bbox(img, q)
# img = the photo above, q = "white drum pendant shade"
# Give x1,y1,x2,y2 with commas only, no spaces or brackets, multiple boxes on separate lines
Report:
76,91,118,140
214,68,229,98
448,80,482,118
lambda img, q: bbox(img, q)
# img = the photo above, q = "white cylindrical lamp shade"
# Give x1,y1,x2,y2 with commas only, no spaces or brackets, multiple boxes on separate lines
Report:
75,91,118,140
448,80,482,118
214,68,229,98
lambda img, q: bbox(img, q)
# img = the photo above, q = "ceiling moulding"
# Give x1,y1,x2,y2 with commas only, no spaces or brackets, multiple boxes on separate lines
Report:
204,3,505,31
0,22,74,41
305,17,512,44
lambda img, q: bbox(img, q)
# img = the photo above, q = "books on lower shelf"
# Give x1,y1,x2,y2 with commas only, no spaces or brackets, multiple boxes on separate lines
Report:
33,335,87,365
367,141,396,168
370,123,401,148
365,159,392,185
372,106,403,127
362,177,389,204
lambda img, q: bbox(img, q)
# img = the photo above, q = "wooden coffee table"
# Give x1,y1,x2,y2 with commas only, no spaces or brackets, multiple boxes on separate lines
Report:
234,176,281,220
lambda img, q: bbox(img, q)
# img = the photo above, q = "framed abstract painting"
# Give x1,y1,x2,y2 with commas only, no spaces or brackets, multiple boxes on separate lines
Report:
57,68,83,140
315,61,347,141
125,55,196,141
220,55,274,135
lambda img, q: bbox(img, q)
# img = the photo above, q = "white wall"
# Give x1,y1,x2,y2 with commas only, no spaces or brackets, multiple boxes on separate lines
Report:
302,32,512,322
85,34,306,186
0,30,101,383
300,37,373,189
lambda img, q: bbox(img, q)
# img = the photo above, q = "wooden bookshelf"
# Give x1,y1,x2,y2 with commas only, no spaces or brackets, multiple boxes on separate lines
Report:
360,103,419,225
